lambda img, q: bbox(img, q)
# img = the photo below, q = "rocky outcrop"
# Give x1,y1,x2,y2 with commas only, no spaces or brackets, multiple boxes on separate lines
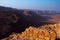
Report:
1,23,60,40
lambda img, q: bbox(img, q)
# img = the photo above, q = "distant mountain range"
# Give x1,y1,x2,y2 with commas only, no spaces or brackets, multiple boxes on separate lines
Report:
0,6,60,39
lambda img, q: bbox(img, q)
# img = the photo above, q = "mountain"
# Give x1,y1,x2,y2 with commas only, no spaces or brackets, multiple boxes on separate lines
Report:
0,6,60,39
0,6,50,39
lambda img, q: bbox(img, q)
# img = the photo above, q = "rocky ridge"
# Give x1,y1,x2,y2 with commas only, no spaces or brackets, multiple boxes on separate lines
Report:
1,23,60,40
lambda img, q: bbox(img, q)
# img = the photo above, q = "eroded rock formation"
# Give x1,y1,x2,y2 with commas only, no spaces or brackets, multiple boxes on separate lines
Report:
1,23,60,40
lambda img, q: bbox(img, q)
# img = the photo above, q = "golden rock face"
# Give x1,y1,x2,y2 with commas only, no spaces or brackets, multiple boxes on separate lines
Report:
1,23,60,40
40,23,60,39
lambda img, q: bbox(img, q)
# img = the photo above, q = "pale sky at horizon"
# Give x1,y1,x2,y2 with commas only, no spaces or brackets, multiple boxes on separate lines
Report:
0,0,60,12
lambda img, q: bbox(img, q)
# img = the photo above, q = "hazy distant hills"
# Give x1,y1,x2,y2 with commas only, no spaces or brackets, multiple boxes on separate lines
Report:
0,6,60,39
0,6,51,24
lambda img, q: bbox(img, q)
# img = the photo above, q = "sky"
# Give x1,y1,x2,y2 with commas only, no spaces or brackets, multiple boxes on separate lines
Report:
0,0,60,12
